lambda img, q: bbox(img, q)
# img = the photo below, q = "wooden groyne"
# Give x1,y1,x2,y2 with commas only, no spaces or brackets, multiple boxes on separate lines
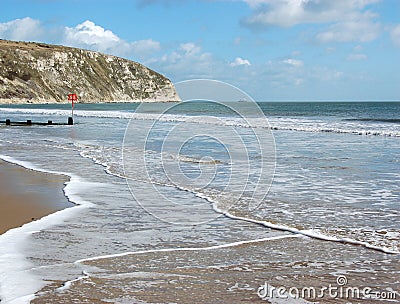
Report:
0,117,74,126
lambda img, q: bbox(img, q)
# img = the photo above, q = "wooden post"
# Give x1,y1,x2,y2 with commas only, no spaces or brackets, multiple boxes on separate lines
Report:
6,119,10,126
27,120,32,125
68,117,73,125
48,120,52,125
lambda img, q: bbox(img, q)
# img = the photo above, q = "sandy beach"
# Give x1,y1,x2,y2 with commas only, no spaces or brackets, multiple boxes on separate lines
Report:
0,159,72,235
0,102,398,304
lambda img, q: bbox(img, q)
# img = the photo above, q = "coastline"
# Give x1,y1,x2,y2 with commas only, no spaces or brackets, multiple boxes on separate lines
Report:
0,102,398,303
0,159,72,235
0,99,179,104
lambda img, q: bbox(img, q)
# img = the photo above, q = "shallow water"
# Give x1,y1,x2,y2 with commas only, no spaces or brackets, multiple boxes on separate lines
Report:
0,101,399,303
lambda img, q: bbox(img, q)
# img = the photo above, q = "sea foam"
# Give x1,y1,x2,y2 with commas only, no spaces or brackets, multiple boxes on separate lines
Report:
1,107,399,137
0,155,94,304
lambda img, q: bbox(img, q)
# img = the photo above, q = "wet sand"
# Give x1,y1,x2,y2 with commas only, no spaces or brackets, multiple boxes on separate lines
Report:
0,159,72,235
32,236,400,303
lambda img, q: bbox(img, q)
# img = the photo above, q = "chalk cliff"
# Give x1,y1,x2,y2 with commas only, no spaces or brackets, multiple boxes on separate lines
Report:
0,40,180,103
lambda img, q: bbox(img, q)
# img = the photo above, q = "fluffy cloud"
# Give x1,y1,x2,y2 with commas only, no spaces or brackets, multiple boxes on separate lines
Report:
63,20,132,55
230,57,251,67
391,25,400,47
0,17,44,41
0,15,384,100
0,18,161,60
242,0,382,43
62,20,161,59
64,21,118,45
244,0,332,27
243,0,380,26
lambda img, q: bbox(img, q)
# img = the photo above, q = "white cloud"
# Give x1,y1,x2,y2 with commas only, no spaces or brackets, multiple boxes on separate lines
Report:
230,57,251,67
180,42,201,55
391,25,400,47
243,0,330,27
151,42,215,80
63,20,130,54
316,18,381,43
243,0,379,27
242,0,382,43
0,17,44,41
0,18,162,62
62,20,161,59
347,53,367,61
283,58,303,67
131,39,160,54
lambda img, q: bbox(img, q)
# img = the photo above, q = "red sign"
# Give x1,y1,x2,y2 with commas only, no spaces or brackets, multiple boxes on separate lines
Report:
68,94,78,101
68,94,78,108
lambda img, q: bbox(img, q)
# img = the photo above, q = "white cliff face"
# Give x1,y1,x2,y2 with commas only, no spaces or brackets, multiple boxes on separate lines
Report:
0,40,181,103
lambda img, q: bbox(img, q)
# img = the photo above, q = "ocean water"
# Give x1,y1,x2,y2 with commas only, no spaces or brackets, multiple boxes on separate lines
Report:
0,101,399,303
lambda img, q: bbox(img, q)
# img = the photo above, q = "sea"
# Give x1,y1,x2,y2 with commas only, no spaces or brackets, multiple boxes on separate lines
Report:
0,100,399,303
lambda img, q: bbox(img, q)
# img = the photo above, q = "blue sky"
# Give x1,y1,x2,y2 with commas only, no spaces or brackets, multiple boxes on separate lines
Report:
0,0,399,101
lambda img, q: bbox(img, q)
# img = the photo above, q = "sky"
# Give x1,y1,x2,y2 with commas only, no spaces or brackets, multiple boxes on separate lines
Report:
0,0,399,101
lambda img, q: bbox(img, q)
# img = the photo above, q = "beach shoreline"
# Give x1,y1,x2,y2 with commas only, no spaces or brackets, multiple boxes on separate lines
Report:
0,101,399,303
0,159,72,235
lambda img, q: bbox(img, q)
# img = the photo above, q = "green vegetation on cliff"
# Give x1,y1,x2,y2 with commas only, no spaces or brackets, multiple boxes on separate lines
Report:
0,39,180,103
